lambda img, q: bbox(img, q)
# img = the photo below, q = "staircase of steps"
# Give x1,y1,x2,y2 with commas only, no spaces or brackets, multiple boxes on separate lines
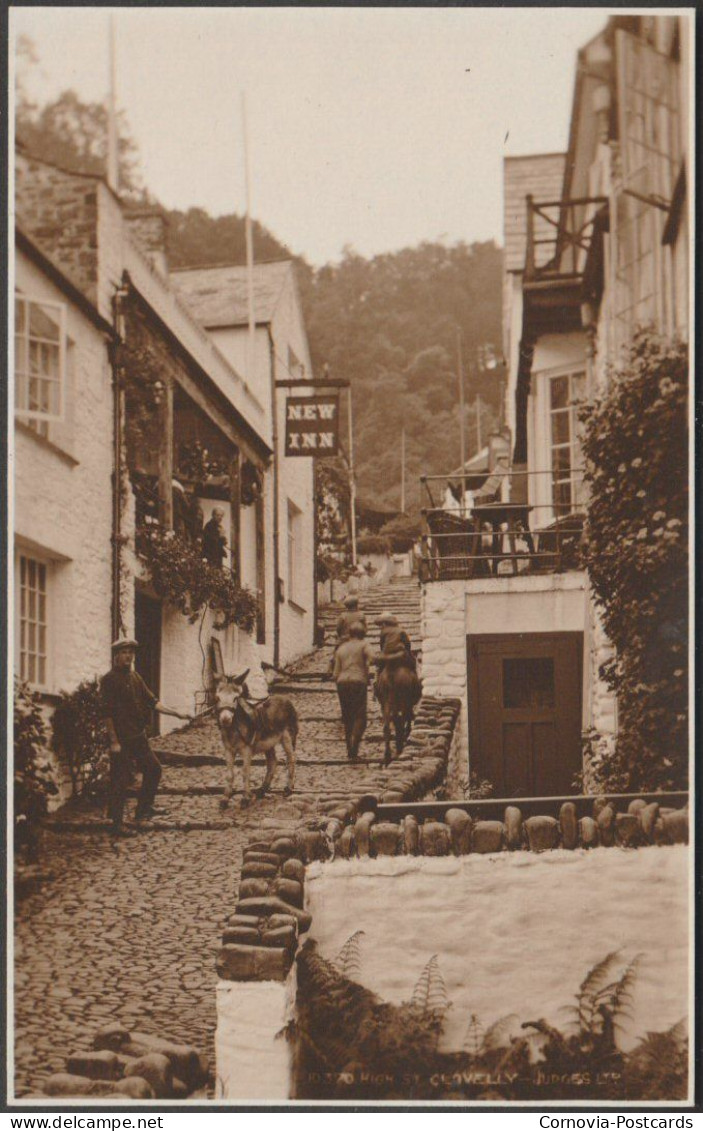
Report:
46,576,424,833
15,575,433,1098
283,575,422,687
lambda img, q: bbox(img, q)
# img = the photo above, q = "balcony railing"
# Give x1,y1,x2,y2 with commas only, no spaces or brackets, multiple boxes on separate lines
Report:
419,468,586,583
524,196,608,283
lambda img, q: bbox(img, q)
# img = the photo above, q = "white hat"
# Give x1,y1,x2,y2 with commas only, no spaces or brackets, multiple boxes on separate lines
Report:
376,612,398,626
111,636,139,652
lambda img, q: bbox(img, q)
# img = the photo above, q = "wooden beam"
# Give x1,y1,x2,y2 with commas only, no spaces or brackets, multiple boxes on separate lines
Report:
229,449,241,581
255,490,266,645
159,377,174,528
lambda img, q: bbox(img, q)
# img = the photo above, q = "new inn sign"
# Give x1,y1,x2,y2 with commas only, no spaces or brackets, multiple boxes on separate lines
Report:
285,395,340,457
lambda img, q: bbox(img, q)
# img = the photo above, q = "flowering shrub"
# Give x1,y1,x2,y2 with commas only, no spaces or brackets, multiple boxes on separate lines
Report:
580,332,688,791
137,524,258,632
14,680,58,856
52,679,110,802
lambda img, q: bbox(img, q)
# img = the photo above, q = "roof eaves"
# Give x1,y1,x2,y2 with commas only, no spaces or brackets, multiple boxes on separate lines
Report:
16,226,114,336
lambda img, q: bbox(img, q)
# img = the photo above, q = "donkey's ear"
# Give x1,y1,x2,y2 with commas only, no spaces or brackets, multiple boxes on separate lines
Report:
236,668,250,685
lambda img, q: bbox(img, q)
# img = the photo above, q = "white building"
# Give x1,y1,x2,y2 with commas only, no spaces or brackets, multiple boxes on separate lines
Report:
420,13,690,796
171,260,316,667
14,150,315,740
14,228,114,706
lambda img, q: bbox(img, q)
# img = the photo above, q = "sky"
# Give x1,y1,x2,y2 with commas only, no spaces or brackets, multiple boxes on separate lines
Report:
12,6,610,266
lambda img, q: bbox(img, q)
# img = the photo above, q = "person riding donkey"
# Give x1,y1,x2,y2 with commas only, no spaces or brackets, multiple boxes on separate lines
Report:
373,611,418,698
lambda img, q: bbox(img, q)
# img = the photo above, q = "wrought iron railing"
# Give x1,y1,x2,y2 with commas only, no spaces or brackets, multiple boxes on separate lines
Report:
419,467,586,582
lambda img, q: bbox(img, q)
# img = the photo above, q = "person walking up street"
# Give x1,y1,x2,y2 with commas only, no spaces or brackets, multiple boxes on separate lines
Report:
101,637,193,838
332,622,375,761
374,611,418,698
328,593,367,675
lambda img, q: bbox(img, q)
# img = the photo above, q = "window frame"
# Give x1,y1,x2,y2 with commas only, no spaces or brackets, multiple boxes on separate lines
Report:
14,293,67,424
546,369,587,517
16,550,53,692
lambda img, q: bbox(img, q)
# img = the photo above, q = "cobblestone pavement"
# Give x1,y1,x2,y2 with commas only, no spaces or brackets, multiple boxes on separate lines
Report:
14,578,422,1097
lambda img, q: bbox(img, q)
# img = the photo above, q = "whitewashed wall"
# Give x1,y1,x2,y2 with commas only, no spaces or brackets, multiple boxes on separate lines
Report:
304,848,689,1055
14,250,115,696
420,573,609,775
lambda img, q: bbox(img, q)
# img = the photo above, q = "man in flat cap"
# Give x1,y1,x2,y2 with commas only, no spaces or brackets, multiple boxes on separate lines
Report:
335,594,367,644
101,636,193,838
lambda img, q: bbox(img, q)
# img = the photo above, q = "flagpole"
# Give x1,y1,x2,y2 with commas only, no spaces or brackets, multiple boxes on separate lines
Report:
241,92,256,379
400,425,406,513
348,388,357,567
106,14,119,191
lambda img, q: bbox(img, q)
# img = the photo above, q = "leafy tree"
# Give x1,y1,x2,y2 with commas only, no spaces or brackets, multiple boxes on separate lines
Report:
580,331,688,791
17,87,145,199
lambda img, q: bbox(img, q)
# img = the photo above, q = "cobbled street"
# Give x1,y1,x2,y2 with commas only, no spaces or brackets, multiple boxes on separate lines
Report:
14,578,421,1097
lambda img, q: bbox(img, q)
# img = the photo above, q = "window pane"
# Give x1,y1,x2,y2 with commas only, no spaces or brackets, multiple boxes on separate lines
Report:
552,447,572,476
38,656,46,685
29,302,60,342
15,297,26,332
27,558,36,588
554,480,573,512
28,654,36,683
550,376,569,409
551,409,571,445
503,657,555,709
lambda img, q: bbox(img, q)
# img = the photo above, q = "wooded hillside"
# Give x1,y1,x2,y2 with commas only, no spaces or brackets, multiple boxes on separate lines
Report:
16,66,505,512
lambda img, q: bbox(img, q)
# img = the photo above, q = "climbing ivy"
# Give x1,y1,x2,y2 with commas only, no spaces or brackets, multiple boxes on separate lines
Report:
579,331,688,791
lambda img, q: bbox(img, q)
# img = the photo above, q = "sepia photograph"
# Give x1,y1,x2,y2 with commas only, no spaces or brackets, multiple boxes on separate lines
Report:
7,4,694,1110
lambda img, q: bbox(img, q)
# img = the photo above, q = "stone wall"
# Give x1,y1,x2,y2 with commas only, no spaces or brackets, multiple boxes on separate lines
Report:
421,572,619,787
15,154,99,303
214,694,461,1099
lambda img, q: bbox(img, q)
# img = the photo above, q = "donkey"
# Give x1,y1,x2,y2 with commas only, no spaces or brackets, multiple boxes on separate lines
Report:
375,661,422,764
214,670,298,807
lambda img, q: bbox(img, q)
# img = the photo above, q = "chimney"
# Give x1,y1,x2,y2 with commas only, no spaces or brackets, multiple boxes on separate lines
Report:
125,209,169,277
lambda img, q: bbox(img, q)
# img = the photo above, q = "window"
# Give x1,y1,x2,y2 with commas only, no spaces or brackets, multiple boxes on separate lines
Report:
503,657,555,709
287,500,303,608
19,554,49,687
549,372,586,515
15,294,66,432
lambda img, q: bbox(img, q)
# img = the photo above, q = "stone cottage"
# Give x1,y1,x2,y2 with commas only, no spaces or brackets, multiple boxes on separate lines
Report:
419,13,690,796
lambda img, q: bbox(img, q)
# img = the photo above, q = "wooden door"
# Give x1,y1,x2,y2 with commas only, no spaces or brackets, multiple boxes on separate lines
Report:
134,590,162,736
468,632,583,797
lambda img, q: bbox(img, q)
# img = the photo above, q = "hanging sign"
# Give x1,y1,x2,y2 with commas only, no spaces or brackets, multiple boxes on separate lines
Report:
285,394,340,457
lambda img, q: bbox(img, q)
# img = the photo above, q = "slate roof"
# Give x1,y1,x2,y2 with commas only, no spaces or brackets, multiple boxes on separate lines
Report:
503,153,566,273
170,260,293,328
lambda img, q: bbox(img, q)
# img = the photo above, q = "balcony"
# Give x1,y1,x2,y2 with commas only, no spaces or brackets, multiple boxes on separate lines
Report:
419,467,586,583
524,195,608,284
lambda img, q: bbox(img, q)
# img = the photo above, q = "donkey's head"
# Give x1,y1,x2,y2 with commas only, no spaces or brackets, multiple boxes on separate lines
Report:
214,669,250,727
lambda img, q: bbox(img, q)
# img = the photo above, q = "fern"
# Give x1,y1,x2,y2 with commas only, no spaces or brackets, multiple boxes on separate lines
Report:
576,950,623,1035
333,930,365,980
410,955,450,1018
481,1013,521,1052
463,1013,484,1057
